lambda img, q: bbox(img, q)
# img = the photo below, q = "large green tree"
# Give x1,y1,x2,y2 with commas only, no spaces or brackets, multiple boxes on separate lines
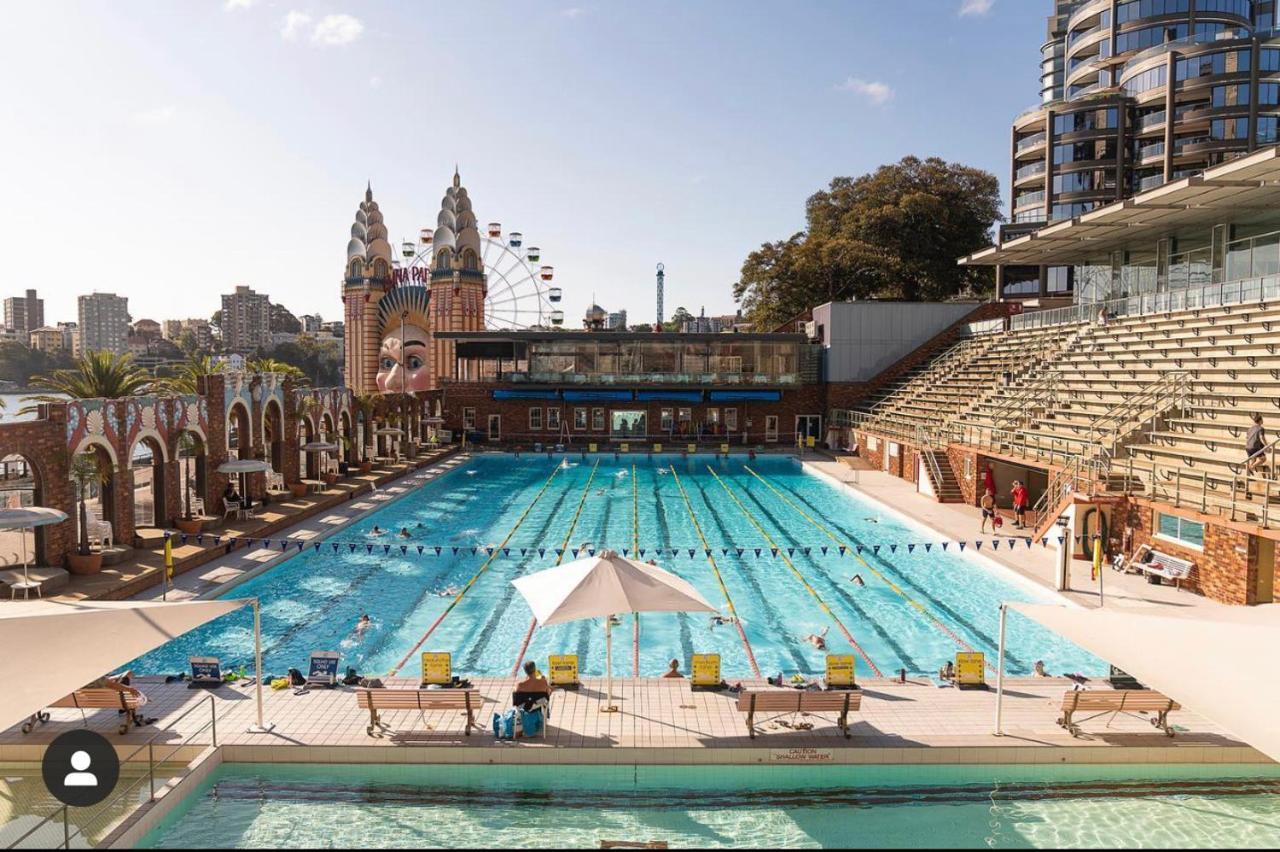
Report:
734,156,1002,330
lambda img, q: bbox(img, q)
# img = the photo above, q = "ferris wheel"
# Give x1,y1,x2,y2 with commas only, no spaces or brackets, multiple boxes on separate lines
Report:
395,224,564,330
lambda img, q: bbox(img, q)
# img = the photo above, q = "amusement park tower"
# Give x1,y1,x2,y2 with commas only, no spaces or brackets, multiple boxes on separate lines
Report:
656,263,665,327
342,183,395,394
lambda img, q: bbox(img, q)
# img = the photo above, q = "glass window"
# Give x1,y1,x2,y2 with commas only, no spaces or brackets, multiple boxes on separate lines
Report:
765,416,779,442
1257,115,1280,145
660,408,673,431
1157,513,1205,549
610,410,646,437
724,408,738,432
574,407,587,430
1211,117,1249,140
529,407,542,431
462,407,476,430
593,408,605,430
547,407,561,430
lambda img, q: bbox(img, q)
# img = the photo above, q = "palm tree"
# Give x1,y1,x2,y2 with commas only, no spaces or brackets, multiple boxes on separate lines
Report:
352,392,381,463
27,351,153,403
248,358,309,386
69,451,111,556
152,353,222,395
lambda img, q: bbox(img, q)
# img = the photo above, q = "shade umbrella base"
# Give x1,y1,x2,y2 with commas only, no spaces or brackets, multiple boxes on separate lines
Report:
245,723,276,734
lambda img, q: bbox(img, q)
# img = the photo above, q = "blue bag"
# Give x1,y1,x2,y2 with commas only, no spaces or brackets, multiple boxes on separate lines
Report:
519,706,544,738
492,709,517,739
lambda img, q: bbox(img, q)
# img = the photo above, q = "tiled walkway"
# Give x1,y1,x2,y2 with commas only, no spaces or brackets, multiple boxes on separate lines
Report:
1,676,1258,765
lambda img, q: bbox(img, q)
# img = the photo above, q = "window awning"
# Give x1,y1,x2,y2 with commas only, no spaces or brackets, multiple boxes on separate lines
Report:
709,390,781,402
562,390,634,402
961,146,1280,268
0,599,250,733
492,389,559,401
635,390,705,403
1010,602,1280,764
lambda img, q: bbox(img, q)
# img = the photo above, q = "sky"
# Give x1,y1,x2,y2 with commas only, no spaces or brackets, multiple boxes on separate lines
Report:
1,0,1045,330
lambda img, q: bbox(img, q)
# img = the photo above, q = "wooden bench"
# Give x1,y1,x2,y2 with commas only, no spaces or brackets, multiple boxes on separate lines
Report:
1057,689,1181,738
356,688,482,737
737,690,861,739
25,689,146,736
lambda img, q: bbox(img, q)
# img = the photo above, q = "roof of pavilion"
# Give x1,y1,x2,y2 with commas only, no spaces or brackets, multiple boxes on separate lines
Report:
961,146,1280,268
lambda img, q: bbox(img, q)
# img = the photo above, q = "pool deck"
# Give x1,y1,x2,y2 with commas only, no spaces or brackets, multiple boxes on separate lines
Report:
1,674,1262,768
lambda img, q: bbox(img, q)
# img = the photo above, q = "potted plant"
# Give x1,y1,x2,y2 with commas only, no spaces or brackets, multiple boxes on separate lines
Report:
289,481,308,498
337,436,352,476
175,434,203,535
67,451,110,575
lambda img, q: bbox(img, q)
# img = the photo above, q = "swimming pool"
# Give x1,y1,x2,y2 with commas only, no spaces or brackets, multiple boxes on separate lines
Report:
138,763,1280,848
129,454,1103,679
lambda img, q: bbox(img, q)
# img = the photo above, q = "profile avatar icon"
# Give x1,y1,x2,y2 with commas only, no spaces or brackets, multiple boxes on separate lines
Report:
64,750,98,788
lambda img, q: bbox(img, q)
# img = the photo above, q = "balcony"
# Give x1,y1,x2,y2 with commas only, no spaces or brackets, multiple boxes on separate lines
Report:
1016,132,1047,154
1015,161,1047,184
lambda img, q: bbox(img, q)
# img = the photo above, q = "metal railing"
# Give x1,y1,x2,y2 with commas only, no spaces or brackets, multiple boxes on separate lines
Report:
8,696,218,851
1087,371,1191,463
988,370,1064,430
1011,274,1280,332
1125,433,1280,529
867,335,987,418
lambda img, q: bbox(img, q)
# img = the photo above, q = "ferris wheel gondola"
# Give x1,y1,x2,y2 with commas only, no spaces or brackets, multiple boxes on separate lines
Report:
396,222,562,329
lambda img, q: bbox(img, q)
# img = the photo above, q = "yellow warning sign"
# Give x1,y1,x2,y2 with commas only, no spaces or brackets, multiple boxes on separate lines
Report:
825,654,856,688
421,652,452,686
691,653,721,687
653,443,663,453
687,444,697,454
548,654,579,687
620,443,630,453
719,443,730,455
956,652,985,688
588,442,598,453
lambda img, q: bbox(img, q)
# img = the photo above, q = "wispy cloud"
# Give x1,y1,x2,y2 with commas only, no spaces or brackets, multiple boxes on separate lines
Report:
281,10,311,40
135,105,177,126
959,0,995,17
224,0,255,10
836,77,894,106
311,13,364,45
561,7,588,18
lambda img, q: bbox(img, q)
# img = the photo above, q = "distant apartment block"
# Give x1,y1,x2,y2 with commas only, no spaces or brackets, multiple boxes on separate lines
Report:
164,318,215,351
4,289,43,336
606,310,628,330
77,292,130,355
28,326,68,353
221,285,272,353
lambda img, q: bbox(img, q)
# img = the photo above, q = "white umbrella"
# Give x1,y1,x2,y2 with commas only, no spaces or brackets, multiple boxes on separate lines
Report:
0,507,67,591
218,459,271,506
301,442,338,453
512,550,716,711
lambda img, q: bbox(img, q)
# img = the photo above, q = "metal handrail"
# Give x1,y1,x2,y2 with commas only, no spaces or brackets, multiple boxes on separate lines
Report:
1087,371,1191,457
10,695,217,850
989,370,1063,430
869,335,984,418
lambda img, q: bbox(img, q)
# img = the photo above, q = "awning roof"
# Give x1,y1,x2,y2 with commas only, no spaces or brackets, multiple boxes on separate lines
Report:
962,146,1280,267
0,599,248,732
1011,602,1280,763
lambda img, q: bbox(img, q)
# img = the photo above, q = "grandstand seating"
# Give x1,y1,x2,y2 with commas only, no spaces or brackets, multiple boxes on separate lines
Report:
844,300,1280,528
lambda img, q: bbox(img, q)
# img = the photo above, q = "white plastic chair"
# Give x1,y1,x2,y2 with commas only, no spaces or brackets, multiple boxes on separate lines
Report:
86,513,113,549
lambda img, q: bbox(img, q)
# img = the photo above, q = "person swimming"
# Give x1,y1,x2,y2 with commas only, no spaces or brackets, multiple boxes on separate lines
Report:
398,527,411,539
354,614,372,636
850,574,865,587
436,585,460,598
370,526,383,537
804,627,829,651
710,614,740,628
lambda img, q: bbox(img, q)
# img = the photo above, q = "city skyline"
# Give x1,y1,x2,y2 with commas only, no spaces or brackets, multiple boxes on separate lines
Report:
1,1,1039,329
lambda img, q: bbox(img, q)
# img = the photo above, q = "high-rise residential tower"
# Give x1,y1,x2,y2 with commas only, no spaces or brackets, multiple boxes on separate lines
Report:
220,285,272,353
77,293,130,355
1003,0,1279,300
4,289,43,336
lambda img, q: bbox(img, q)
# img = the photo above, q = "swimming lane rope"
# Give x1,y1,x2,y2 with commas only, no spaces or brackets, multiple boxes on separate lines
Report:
670,467,762,678
705,465,884,678
743,465,993,673
632,463,641,678
388,462,563,677
510,459,602,675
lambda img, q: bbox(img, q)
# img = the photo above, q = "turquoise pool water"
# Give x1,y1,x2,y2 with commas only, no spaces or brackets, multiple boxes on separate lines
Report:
138,764,1280,849
130,454,1103,680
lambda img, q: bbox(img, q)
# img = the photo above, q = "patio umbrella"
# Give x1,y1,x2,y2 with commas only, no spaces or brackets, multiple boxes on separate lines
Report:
217,459,271,504
512,550,716,711
301,441,339,479
0,507,68,591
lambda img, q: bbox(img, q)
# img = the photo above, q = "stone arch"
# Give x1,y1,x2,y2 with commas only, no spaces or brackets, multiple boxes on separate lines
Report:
297,415,318,480
70,438,118,553
129,433,167,529
175,429,207,519
263,398,285,475
0,450,47,569
339,410,353,464
226,400,253,460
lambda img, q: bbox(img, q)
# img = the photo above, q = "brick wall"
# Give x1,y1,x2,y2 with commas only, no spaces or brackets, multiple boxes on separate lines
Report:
1119,499,1259,605
0,409,72,567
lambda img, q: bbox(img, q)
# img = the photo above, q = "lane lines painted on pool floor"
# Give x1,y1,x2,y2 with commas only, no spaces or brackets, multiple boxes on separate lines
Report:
744,465,993,673
388,461,564,676
734,480,922,676
632,463,640,678
705,464,884,678
669,466,761,678
778,477,1027,671
511,460,602,675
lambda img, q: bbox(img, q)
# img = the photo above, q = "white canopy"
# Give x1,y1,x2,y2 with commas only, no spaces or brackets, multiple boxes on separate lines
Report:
218,459,271,474
301,442,338,452
1011,602,1280,764
0,599,248,732
0,507,68,529
512,551,716,625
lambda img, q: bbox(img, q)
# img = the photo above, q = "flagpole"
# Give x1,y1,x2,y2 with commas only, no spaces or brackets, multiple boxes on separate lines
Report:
994,603,1007,737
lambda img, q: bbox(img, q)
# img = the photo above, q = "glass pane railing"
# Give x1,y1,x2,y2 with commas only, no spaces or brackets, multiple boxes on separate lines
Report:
1016,162,1047,181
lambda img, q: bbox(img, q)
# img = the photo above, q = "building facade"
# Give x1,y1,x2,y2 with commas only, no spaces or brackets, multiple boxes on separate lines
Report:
28,326,67,354
221,286,272,353
4,289,43,336
1004,0,1280,300
77,293,129,355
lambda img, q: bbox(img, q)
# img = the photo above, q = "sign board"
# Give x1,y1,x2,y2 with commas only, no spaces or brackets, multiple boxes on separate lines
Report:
719,443,730,454
770,747,834,764
825,654,856,688
548,654,579,687
620,443,630,453
653,443,663,453
307,651,340,685
806,436,816,448
189,656,222,686
691,653,721,688
421,652,452,686
588,443,598,453
956,652,986,688
687,444,697,454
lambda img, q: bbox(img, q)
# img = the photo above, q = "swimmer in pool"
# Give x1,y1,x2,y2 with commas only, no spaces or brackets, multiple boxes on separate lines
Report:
370,526,383,537
850,574,866,587
355,614,372,636
398,527,412,539
437,585,460,598
804,627,829,651
710,614,740,628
